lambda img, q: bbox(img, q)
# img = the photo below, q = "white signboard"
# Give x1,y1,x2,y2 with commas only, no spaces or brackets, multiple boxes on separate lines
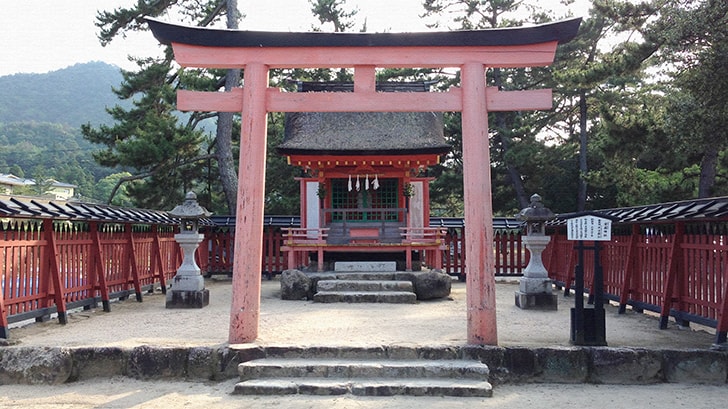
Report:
567,215,612,241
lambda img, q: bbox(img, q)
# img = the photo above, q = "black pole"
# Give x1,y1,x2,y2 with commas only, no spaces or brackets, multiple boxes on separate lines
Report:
571,241,585,344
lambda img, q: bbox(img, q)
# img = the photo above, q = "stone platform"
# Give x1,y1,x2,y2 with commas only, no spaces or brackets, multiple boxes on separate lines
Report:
1,278,724,389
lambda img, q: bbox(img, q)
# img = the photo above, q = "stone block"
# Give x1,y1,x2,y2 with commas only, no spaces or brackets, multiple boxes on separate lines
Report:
663,349,728,384
0,347,73,385
501,347,537,382
165,289,209,308
70,347,127,381
334,261,396,272
533,347,589,383
590,347,663,384
128,346,188,379
515,290,558,310
187,346,220,380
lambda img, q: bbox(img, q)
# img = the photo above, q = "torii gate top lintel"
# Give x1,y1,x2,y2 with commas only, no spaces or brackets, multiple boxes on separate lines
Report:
146,17,580,69
147,17,580,49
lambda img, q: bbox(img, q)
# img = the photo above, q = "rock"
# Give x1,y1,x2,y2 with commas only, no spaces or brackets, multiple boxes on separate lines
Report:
280,269,311,300
0,347,73,385
413,269,452,300
128,346,188,380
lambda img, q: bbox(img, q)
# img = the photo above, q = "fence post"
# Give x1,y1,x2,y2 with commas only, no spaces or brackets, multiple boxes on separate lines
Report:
124,224,143,302
90,221,112,312
152,224,168,294
659,222,684,329
43,219,68,324
618,225,640,314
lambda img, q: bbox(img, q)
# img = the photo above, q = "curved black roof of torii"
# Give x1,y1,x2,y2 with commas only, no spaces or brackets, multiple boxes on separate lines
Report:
146,17,581,48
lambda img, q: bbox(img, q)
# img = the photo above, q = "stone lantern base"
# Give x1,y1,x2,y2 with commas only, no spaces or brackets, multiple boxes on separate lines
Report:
166,288,210,308
515,288,558,310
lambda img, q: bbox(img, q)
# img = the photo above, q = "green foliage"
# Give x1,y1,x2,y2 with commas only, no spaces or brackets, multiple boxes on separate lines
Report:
309,0,359,32
0,121,112,200
0,62,130,127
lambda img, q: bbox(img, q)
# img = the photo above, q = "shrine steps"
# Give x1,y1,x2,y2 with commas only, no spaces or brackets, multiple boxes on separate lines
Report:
312,272,417,304
233,349,492,397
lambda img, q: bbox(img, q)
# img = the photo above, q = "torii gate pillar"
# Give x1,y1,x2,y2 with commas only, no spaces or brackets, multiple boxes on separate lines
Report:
461,62,497,344
147,17,581,346
228,63,269,341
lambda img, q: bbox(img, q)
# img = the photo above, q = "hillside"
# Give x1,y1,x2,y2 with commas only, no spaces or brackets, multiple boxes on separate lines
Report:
0,62,128,127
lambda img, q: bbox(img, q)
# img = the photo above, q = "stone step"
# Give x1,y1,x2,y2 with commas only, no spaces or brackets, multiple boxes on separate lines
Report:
233,377,493,397
335,261,397,272
333,272,397,280
316,279,414,292
313,290,417,303
238,358,489,381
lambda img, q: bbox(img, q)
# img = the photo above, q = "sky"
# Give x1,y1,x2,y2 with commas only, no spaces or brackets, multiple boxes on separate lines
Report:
0,0,590,77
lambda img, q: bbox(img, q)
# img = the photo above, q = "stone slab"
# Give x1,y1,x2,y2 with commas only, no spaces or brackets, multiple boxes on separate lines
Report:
316,280,413,292
234,378,493,397
334,261,397,272
166,289,210,308
238,358,489,380
313,291,417,304
515,291,558,310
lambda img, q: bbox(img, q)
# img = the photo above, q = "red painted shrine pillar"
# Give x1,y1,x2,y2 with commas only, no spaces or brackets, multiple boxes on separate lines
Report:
229,63,269,343
461,62,498,345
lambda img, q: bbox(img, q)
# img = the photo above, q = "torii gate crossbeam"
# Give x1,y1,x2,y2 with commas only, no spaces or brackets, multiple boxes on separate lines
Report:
147,18,581,346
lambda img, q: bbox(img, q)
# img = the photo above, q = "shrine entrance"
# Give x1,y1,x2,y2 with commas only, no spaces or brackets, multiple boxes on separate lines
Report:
147,18,580,345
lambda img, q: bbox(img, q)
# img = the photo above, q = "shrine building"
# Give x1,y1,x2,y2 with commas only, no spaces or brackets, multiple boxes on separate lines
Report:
278,81,450,272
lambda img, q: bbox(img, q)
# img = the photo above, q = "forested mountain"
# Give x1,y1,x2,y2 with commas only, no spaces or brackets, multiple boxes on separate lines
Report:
0,62,127,127
0,62,133,203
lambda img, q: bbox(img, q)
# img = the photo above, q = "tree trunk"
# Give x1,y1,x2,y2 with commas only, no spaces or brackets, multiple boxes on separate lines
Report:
216,0,241,214
698,143,718,198
492,68,529,209
577,89,588,211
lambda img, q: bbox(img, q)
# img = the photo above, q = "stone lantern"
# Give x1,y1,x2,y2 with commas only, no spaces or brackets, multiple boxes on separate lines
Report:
166,191,212,308
515,193,558,310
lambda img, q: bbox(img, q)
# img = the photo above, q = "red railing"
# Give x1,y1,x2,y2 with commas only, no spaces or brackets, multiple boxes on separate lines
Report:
441,228,526,279
545,221,728,345
205,226,288,278
6,201,728,345
1,219,179,338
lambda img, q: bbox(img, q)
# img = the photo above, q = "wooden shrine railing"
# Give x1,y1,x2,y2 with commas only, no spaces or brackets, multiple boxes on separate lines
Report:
0,217,180,339
279,226,447,272
7,195,728,345
202,218,528,278
544,198,728,346
440,227,527,280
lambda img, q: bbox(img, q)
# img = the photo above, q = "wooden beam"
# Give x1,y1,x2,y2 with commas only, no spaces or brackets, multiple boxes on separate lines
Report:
170,42,559,69
354,66,376,94
178,87,552,113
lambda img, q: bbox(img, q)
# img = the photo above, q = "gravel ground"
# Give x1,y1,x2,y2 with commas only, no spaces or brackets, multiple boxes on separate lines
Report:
7,277,716,349
1,276,724,409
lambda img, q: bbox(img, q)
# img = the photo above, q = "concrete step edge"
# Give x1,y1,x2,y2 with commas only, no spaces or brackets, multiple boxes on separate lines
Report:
313,291,417,304
238,358,489,380
233,378,493,397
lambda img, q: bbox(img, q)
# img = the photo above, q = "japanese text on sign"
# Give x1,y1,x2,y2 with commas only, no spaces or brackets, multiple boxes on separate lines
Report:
567,215,612,241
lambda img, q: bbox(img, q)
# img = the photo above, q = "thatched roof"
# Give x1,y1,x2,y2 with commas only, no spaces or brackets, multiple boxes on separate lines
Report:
279,111,449,156
279,82,449,156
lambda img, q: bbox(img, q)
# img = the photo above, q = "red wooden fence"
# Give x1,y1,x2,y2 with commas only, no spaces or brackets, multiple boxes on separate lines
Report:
545,221,728,345
0,219,179,338
440,228,526,279
6,197,728,346
204,226,288,278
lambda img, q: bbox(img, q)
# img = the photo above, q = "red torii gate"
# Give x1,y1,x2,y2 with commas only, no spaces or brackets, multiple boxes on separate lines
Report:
148,18,580,345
